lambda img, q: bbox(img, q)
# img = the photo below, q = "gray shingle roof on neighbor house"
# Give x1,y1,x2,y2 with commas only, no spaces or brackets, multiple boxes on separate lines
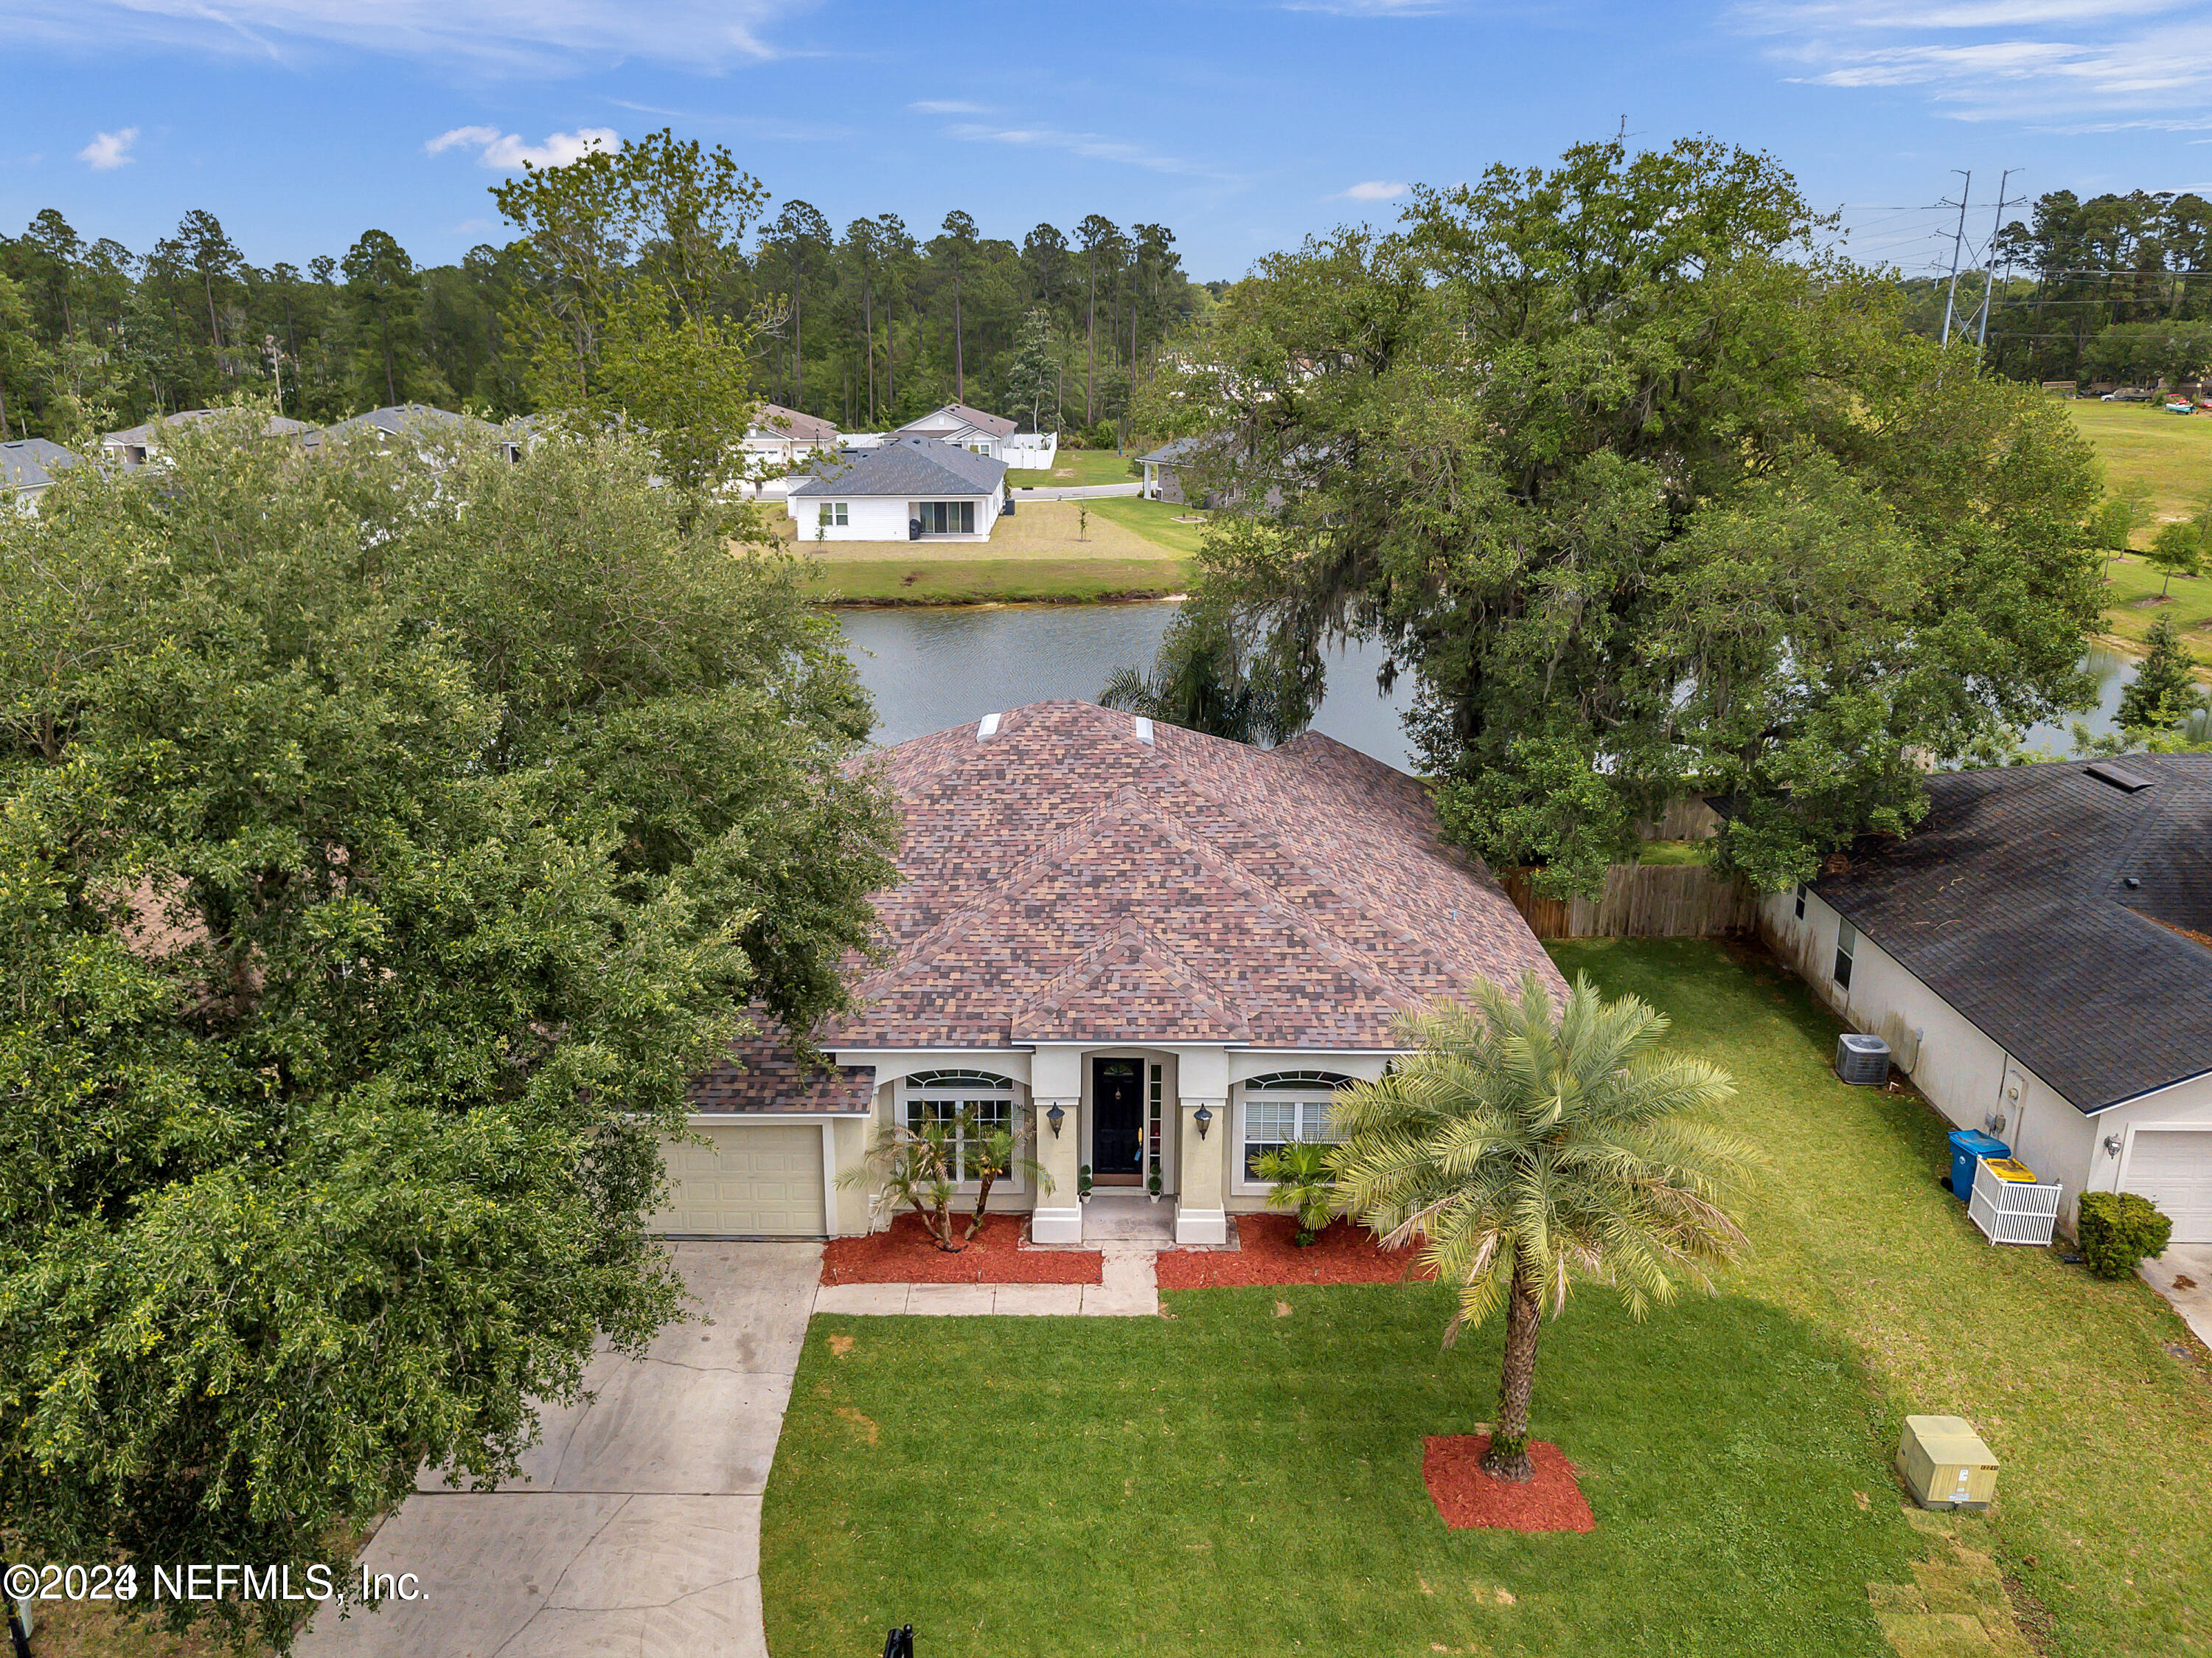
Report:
1810,753,2212,1113
323,403,494,442
790,434,1007,498
102,410,316,449
0,437,80,492
1137,434,1218,466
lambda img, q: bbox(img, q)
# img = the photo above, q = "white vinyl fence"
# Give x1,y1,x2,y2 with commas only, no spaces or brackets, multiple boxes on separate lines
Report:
1968,1160,2063,1246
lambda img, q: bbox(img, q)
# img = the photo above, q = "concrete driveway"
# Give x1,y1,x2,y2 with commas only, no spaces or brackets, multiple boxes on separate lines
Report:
296,1242,821,1658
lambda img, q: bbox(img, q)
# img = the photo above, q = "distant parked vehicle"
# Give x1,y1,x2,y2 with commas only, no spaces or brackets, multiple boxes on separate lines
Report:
2101,387,2156,402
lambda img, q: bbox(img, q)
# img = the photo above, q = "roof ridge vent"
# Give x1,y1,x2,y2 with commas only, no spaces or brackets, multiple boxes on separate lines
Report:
977,712,1001,740
2085,761,2154,793
1133,717,1155,746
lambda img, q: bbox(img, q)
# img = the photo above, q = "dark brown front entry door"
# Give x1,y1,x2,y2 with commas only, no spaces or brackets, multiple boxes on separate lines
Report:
1092,1058,1144,1182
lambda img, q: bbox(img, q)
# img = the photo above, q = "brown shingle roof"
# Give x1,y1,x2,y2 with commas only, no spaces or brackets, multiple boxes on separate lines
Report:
689,1040,876,1114
825,701,1560,1052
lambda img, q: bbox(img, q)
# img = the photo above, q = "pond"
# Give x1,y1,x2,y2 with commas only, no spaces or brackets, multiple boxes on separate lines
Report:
837,603,1419,769
835,607,2186,771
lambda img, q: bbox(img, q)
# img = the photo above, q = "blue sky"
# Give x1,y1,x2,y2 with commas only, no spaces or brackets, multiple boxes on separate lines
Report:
2,0,2209,280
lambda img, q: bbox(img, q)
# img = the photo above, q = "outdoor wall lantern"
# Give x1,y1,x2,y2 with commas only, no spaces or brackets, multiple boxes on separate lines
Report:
2103,1134,2122,1159
1194,1104,1213,1140
1046,1103,1065,1139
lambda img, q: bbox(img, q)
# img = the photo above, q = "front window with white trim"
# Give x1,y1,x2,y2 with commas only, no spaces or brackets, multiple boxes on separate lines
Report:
902,1069,1019,1185
1237,1072,1353,1186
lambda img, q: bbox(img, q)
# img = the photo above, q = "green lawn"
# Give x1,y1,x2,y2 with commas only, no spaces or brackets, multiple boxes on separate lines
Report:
2098,552,2212,675
802,556,1187,605
1636,837,1713,866
1089,495,1212,558
2065,400,2212,525
1006,448,1144,489
762,943,2212,1658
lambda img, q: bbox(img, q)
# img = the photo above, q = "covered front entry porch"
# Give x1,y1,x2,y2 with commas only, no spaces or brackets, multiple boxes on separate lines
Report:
1030,1045,1228,1246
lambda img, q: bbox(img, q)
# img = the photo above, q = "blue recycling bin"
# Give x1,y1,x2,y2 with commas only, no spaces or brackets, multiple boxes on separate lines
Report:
1947,1130,2009,1202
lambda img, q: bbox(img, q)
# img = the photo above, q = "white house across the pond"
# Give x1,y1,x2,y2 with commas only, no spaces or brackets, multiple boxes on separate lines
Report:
786,435,1008,542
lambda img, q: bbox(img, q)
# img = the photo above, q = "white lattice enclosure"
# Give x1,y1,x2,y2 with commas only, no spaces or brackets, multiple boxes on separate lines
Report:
1968,1160,2063,1246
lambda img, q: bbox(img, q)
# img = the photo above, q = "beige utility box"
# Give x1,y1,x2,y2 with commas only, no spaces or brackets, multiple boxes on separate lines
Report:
1896,1415,1998,1512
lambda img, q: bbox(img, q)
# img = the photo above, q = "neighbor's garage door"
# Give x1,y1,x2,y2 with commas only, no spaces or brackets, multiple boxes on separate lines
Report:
655,1122,826,1237
2126,1128,2212,1245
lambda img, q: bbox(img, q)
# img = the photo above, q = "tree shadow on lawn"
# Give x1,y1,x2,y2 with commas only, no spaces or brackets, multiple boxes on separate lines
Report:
764,1285,1927,1658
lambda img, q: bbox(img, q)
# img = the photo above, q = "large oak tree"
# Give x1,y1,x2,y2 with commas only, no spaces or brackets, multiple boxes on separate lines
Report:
1155,138,2107,892
0,411,895,1647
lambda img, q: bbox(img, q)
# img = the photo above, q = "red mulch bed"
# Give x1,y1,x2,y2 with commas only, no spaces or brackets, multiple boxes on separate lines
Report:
1154,1214,1436,1288
1423,1435,1596,1533
820,1212,1102,1285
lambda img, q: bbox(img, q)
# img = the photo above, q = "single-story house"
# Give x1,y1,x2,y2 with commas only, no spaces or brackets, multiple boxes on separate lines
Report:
323,403,521,462
1762,754,2212,1242
786,435,1007,542
1,437,80,513
892,403,1017,457
1137,435,1216,504
743,403,840,463
100,409,319,468
652,700,1562,1243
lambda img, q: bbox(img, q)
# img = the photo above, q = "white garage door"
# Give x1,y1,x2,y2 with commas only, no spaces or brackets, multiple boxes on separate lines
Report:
2125,1129,2212,1245
655,1122,826,1237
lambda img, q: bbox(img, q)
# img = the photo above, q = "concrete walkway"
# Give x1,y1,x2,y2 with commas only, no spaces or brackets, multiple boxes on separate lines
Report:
2142,1243,2212,1348
815,1245,1160,1317
296,1242,822,1658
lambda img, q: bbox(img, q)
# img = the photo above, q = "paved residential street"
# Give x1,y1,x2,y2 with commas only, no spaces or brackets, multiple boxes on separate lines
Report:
296,1243,821,1658
1010,481,1143,499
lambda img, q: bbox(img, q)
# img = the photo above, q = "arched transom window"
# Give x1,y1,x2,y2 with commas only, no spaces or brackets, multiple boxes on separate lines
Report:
902,1069,1019,1184
1237,1071,1354,1184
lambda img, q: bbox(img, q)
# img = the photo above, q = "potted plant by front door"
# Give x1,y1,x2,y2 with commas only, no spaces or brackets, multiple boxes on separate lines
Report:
1078,1164,1093,1202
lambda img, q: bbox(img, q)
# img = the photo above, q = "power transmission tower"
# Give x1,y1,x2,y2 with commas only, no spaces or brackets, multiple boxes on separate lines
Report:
1938,170,1972,346
1975,169,2023,350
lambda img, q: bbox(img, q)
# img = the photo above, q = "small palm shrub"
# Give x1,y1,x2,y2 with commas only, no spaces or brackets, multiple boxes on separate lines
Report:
1254,1140,1339,1244
843,1109,1051,1251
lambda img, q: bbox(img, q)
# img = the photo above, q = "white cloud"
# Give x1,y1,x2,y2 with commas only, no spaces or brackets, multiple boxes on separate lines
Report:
425,125,619,169
909,100,987,115
77,127,139,169
1737,0,2212,118
4,1,801,74
1336,179,1409,200
945,122,1222,178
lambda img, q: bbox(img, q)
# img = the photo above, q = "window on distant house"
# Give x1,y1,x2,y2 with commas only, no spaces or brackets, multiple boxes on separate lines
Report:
1237,1072,1353,1186
1795,884,1807,920
817,501,848,527
1834,918,1857,991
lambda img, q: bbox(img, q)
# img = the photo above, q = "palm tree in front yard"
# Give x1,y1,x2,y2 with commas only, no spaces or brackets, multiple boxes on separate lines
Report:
1332,971,1756,1482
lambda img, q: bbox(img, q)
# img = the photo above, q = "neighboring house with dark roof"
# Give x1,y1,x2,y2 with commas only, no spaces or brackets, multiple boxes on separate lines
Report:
650,701,1561,1242
883,401,1057,468
1138,434,1222,505
322,403,520,462
100,409,319,468
1763,754,2212,1242
0,437,80,513
785,434,1008,542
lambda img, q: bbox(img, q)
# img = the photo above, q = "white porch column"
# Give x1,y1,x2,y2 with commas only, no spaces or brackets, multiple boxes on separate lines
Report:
1030,1047,1084,1244
1173,1095,1228,1244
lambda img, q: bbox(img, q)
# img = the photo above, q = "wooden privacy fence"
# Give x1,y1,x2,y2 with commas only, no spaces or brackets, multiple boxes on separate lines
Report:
1499,864,1760,940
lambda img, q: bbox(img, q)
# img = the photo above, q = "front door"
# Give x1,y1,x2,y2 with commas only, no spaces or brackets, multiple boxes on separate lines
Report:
1092,1058,1144,1184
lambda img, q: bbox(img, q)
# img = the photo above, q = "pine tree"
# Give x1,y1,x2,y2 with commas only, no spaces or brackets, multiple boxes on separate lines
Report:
2116,615,2201,731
